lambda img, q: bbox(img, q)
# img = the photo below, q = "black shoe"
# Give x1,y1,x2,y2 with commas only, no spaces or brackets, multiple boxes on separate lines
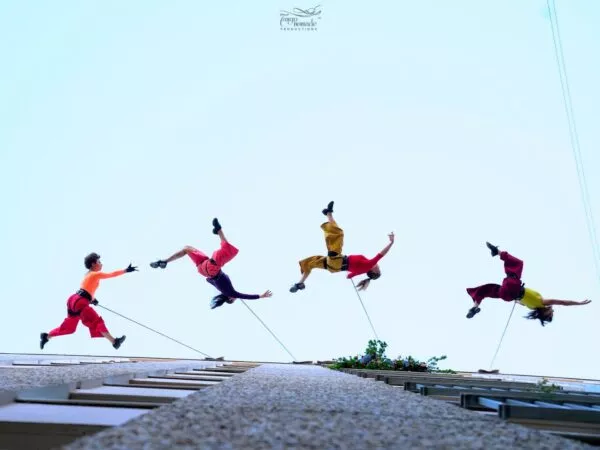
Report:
290,282,306,293
40,332,49,350
150,260,167,269
486,242,499,257
466,307,481,319
322,201,334,216
212,218,222,235
113,336,126,349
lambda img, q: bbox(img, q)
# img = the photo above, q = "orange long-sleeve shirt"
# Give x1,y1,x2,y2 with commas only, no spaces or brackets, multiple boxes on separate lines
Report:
80,270,126,298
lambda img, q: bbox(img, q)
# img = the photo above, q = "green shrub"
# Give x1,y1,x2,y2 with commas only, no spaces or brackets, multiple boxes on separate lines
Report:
329,340,455,373
537,378,562,394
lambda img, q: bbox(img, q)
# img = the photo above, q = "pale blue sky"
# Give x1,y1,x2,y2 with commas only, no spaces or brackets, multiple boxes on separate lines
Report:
1,1,599,379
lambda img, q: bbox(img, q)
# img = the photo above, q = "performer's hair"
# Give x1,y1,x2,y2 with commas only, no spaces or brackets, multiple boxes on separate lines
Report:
356,271,381,291
356,279,371,291
525,307,553,326
210,294,230,309
84,252,101,270
367,270,381,280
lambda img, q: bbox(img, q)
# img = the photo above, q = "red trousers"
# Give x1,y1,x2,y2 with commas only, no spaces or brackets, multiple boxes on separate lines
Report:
466,251,524,304
187,241,239,278
48,293,109,338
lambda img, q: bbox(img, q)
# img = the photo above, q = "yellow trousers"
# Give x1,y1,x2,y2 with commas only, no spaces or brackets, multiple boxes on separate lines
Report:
299,221,346,274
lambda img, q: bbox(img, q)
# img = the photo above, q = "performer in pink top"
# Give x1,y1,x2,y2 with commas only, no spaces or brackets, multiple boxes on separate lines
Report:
150,218,272,309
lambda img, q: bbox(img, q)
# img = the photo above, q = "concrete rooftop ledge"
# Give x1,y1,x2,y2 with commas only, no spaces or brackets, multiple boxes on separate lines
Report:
63,364,594,450
0,360,214,395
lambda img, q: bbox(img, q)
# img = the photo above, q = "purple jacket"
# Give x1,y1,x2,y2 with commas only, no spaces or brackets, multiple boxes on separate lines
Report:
206,272,260,300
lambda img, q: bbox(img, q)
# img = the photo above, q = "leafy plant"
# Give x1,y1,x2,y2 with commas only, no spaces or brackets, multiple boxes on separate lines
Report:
328,340,455,373
365,339,388,360
537,378,562,394
426,355,448,372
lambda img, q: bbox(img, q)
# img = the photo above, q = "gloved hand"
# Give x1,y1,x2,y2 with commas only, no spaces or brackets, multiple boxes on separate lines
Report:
125,263,138,273
91,299,99,306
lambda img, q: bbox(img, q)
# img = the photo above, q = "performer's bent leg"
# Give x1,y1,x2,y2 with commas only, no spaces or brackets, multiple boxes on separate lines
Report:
186,247,209,266
212,241,239,267
80,306,110,338
321,201,343,254
291,202,339,293
208,218,239,266
466,284,502,306
299,256,327,276
48,316,80,338
321,222,344,255
500,251,524,279
465,283,503,319
151,246,205,269
80,306,127,349
291,255,327,292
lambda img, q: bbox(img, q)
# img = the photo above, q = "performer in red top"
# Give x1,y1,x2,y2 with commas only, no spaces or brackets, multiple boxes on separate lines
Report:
290,201,395,293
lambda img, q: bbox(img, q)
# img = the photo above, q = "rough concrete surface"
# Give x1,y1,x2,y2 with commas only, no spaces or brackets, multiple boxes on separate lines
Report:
0,358,210,394
63,364,594,450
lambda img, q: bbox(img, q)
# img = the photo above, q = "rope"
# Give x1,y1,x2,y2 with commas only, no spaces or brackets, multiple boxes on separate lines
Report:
98,304,213,358
488,301,517,369
240,300,297,361
546,0,600,284
350,279,379,341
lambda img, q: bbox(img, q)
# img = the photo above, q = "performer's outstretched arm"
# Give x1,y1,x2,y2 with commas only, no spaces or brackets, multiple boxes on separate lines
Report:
355,232,395,291
94,269,126,280
543,298,591,306
89,264,137,281
212,273,272,300
378,232,395,257
231,290,273,301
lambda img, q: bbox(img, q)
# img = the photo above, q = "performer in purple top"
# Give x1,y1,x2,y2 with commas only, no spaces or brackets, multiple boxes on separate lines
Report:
150,218,272,309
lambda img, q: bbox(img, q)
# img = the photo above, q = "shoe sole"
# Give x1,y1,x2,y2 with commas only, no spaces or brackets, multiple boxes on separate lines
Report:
290,284,305,293
212,219,221,234
466,308,481,319
486,243,499,256
40,333,48,350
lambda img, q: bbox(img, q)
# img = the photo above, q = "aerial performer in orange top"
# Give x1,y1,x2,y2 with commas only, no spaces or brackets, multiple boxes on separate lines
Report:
40,253,138,350
289,201,395,293
466,242,592,326
149,218,272,309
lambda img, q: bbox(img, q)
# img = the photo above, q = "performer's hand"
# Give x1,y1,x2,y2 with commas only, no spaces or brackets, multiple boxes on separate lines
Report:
388,232,395,243
125,263,138,273
260,290,273,298
356,279,370,291
580,299,592,305
91,299,99,306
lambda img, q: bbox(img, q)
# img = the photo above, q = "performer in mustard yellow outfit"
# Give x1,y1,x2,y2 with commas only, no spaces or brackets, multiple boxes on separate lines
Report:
290,201,395,293
465,242,591,326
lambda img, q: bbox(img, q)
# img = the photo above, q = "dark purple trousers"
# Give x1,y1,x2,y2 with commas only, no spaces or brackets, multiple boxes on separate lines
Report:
466,251,524,304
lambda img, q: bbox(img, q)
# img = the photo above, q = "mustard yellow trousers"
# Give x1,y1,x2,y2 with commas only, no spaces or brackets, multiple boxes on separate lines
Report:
298,221,346,274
